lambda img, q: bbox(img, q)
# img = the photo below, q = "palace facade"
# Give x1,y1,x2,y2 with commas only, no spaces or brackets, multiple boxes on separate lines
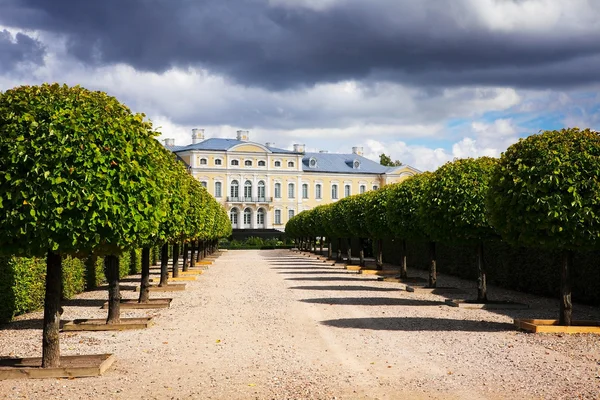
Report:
166,129,419,231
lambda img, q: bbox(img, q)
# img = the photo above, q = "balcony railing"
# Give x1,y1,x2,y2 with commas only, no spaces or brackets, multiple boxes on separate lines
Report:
227,196,273,203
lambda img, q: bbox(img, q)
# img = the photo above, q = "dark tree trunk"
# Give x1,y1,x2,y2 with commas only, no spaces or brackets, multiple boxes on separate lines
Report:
320,237,324,256
476,242,487,302
104,255,121,324
159,243,169,286
328,238,333,259
151,246,158,266
346,238,352,265
560,250,573,326
182,243,189,272
42,250,62,368
129,249,138,274
376,239,383,270
359,238,365,267
138,247,151,303
400,239,408,279
203,240,208,258
189,240,196,268
196,241,201,262
337,238,342,261
428,241,437,288
172,242,180,278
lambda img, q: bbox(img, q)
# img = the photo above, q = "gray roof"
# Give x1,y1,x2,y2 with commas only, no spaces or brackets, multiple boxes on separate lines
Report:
169,138,295,154
302,153,391,174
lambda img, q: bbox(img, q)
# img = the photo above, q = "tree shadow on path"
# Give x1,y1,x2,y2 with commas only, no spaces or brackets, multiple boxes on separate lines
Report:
289,285,402,292
321,317,514,332
300,297,445,306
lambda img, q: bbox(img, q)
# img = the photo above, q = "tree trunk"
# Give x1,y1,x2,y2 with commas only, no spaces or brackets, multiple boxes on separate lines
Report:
428,241,437,288
400,239,407,279
104,255,121,324
203,240,208,258
346,238,352,265
560,250,573,326
359,238,365,267
328,238,333,259
337,238,342,261
320,237,324,256
159,243,169,286
42,250,62,368
196,241,201,262
172,242,180,278
182,243,189,272
376,239,383,270
138,247,151,303
189,240,196,268
151,246,158,266
476,242,487,302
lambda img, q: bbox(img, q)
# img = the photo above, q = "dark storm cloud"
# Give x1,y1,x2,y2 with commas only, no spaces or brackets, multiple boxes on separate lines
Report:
0,29,45,72
1,0,600,89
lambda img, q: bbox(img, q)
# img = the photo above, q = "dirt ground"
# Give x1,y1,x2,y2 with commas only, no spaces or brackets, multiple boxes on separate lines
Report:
1,249,599,399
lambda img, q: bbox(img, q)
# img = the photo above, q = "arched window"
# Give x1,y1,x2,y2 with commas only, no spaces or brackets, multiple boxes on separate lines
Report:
331,184,338,199
201,181,207,188
288,183,295,199
257,208,265,226
344,184,351,197
359,185,366,194
215,159,222,165
230,180,239,199
372,185,379,190
315,184,322,199
274,161,281,167
288,161,295,168
244,180,252,199
215,182,222,197
243,208,252,227
200,158,207,165
274,183,281,198
245,160,252,167
230,208,238,226
231,159,239,166
258,160,266,167
258,181,266,200
302,183,308,199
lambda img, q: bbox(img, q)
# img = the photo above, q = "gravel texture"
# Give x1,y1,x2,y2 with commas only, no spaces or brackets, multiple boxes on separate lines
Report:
0,249,599,399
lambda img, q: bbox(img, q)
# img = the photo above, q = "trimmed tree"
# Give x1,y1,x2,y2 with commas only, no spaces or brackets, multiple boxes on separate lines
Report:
421,157,498,301
343,194,370,267
387,173,433,283
364,186,395,269
487,128,600,325
0,84,165,366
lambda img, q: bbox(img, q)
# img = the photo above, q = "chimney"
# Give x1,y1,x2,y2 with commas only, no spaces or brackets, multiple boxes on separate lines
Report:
236,130,250,141
164,138,175,147
319,150,328,153
352,146,364,156
191,128,204,144
265,142,275,148
293,144,306,153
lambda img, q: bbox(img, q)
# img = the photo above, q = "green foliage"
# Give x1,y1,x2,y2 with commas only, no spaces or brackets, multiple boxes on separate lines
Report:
386,173,432,241
364,186,394,239
0,83,168,257
487,128,600,250
379,153,402,167
61,256,86,299
421,157,498,244
343,194,370,238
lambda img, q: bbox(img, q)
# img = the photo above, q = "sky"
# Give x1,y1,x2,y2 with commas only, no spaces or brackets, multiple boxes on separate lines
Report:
1,0,599,171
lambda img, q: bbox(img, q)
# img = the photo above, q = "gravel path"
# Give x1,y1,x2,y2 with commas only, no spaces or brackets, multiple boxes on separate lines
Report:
1,249,599,399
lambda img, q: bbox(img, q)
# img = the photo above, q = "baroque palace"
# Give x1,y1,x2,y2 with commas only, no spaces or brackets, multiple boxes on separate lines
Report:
165,129,419,231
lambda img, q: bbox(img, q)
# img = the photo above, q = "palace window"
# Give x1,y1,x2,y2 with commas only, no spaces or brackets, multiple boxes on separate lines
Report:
288,209,295,220
257,208,265,225
201,181,207,188
258,181,266,199
200,158,207,165
344,184,351,197
231,159,239,166
302,184,308,199
243,208,252,226
230,208,238,225
230,180,239,198
215,159,222,165
274,209,281,225
288,161,295,168
372,185,379,190
258,160,266,167
274,183,281,198
274,161,281,167
315,184,322,199
245,160,253,167
331,184,338,200
288,183,295,199
359,185,366,194
244,180,253,198
215,182,222,197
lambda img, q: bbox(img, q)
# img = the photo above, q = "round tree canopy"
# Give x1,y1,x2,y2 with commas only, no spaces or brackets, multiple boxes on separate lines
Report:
386,173,432,241
0,84,167,257
487,128,600,250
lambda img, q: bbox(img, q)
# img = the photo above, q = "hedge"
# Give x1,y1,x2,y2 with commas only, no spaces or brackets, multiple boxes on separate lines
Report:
0,251,142,323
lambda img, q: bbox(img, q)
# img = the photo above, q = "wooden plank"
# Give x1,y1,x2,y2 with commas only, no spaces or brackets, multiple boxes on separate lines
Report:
406,286,465,294
101,298,172,309
180,270,203,275
445,299,529,310
0,354,116,380
151,276,196,282
62,317,154,332
134,284,186,292
376,276,427,284
360,269,400,276
514,319,600,334
346,265,362,271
